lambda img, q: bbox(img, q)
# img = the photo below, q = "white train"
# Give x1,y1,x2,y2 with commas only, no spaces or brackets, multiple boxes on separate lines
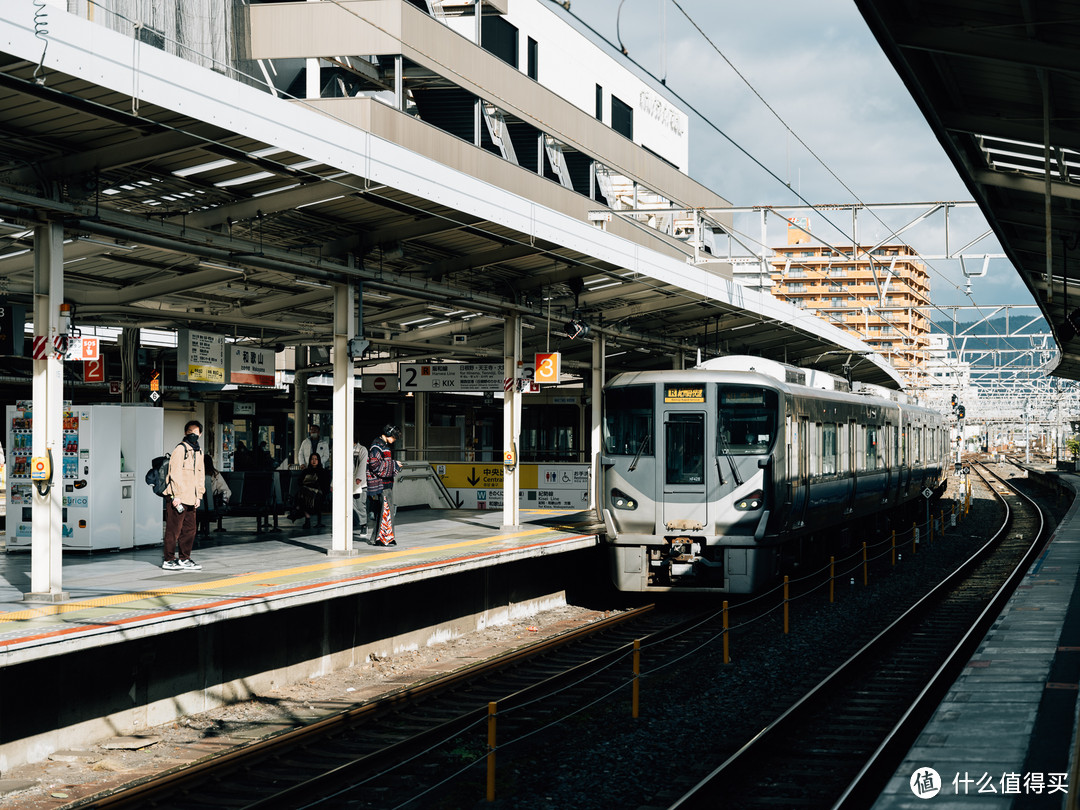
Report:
600,356,948,593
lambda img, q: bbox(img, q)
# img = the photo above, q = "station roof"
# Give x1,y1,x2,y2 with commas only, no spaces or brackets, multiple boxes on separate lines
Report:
856,0,1080,380
0,11,901,389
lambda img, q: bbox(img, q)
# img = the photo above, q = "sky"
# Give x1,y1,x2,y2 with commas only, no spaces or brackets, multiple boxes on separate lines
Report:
563,0,1037,315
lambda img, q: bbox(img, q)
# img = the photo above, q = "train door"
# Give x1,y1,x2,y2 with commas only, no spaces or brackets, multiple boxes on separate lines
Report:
662,412,708,530
788,415,809,527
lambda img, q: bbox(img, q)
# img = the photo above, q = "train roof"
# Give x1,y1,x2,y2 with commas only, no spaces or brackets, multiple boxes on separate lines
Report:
606,356,945,420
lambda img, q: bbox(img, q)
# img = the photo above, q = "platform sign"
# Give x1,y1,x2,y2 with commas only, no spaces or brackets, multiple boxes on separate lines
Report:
433,463,589,509
362,373,399,393
0,298,25,357
177,329,225,383
534,352,560,384
228,346,274,386
83,357,105,383
922,487,933,499
400,363,503,392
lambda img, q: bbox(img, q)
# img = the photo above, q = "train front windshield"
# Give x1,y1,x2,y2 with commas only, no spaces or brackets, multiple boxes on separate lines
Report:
603,384,653,455
719,386,778,455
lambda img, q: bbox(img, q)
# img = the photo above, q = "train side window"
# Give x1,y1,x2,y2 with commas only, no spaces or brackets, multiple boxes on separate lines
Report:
717,385,777,455
809,423,821,476
866,424,879,470
853,425,863,472
822,423,837,475
603,384,653,455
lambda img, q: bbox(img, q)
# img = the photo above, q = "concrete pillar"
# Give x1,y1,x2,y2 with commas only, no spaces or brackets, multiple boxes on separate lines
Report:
28,222,68,602
293,345,308,467
502,315,521,529
329,283,356,556
590,333,605,512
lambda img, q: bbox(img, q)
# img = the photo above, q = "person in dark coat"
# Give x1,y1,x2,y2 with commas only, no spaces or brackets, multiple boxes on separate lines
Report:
295,452,329,530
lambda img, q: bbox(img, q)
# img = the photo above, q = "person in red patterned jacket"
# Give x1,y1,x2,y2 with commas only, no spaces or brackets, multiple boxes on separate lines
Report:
366,425,402,545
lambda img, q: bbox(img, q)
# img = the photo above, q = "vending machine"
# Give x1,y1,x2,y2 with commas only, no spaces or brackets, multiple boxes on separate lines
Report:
114,405,164,547
5,403,122,551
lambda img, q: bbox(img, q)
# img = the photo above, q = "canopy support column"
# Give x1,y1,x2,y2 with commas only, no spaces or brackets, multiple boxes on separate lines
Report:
28,221,68,603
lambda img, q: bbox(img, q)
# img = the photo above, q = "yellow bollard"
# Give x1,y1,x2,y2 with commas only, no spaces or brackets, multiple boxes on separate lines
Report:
783,576,790,634
722,601,730,664
939,509,944,536
632,639,640,719
862,542,868,586
487,702,497,802
891,530,896,566
829,556,835,603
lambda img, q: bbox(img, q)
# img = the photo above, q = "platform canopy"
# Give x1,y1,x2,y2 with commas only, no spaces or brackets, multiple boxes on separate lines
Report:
856,0,1080,381
0,9,900,387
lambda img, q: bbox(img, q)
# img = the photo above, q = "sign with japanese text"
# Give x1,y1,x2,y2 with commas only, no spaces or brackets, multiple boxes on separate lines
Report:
178,330,225,383
433,463,590,510
229,345,274,386
399,363,503,392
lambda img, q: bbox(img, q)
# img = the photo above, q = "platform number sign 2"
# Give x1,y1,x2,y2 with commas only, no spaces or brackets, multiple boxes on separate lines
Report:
83,357,105,383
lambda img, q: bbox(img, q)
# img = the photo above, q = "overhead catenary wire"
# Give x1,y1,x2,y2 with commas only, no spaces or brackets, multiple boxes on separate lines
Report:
547,0,1029,382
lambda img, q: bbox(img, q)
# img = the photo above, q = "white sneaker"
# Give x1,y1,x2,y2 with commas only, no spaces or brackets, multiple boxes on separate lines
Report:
162,559,181,570
178,559,202,570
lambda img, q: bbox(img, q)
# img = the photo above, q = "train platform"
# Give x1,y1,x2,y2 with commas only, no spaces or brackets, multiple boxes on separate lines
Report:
0,507,598,663
873,469,1080,808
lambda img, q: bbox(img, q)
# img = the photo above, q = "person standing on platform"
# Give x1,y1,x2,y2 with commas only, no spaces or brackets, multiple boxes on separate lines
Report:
163,420,206,571
367,425,402,546
295,452,329,530
297,423,331,469
353,440,369,535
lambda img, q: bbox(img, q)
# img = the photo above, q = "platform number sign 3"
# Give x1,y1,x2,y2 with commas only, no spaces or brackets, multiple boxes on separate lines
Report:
535,352,560,384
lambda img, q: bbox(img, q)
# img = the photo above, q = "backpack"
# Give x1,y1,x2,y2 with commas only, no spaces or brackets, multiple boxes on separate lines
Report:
145,454,171,497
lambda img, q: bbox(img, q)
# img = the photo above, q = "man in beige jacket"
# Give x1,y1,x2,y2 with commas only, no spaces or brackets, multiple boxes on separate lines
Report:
163,420,206,570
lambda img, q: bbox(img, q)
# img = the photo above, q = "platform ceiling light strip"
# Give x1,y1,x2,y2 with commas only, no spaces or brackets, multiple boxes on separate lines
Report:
172,158,236,177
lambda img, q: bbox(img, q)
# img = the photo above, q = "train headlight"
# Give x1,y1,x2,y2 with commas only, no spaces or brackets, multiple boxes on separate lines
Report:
734,490,764,511
610,488,638,510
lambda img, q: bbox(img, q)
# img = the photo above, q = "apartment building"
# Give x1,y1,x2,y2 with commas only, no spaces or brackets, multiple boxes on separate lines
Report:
755,221,932,381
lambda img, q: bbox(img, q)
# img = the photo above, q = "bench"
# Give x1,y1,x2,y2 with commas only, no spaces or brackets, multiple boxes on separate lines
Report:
221,471,278,533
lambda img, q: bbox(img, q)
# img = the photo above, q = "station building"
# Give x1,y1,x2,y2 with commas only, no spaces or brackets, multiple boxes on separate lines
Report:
0,0,896,589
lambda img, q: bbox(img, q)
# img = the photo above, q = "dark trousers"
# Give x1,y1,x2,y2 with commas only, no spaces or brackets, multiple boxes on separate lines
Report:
164,504,197,561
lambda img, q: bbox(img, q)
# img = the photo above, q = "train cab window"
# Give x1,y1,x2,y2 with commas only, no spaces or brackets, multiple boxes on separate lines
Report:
717,386,777,455
822,423,837,475
666,413,705,485
603,385,654,455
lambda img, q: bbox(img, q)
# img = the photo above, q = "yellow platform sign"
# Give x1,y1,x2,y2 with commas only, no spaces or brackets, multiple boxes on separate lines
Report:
435,464,539,489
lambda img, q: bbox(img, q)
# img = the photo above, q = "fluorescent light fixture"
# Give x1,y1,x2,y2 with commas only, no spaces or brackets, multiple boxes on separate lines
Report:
364,291,392,301
215,171,274,188
198,260,246,274
173,159,236,177
401,316,434,326
296,278,330,288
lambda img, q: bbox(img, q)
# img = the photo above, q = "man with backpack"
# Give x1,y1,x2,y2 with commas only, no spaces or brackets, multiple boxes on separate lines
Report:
162,420,206,570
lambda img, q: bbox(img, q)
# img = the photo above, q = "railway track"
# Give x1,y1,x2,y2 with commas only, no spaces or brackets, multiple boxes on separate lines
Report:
669,462,1047,809
65,602,751,809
